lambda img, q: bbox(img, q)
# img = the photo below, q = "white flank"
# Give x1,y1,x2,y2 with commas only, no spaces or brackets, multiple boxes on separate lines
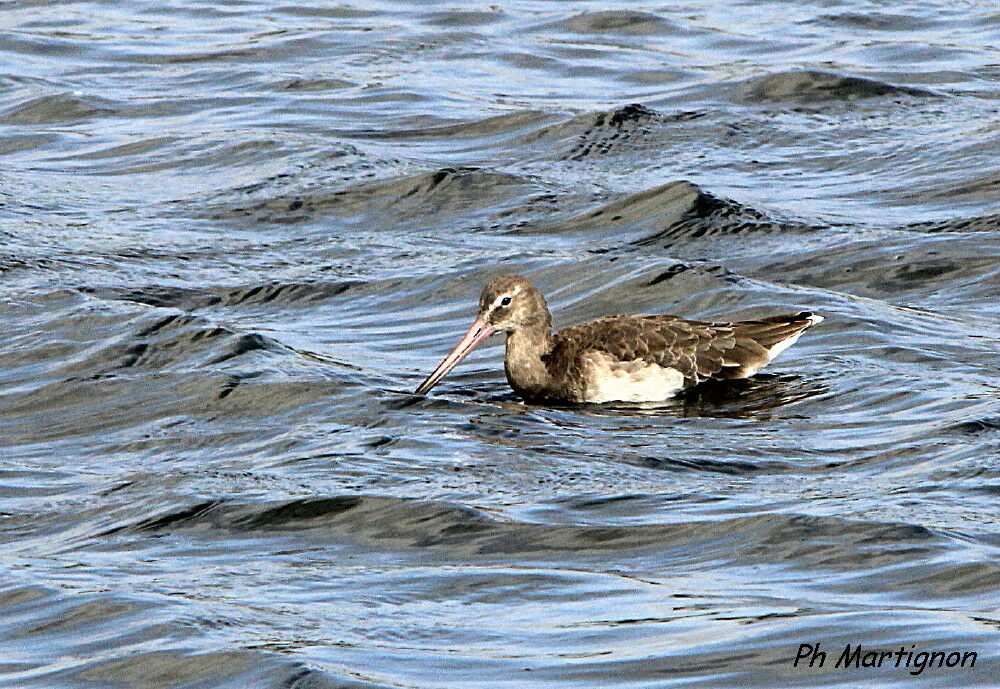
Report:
581,351,686,403
766,331,803,362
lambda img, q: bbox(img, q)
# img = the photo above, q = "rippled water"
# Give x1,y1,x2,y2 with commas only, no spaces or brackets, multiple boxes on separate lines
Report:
2,1,999,687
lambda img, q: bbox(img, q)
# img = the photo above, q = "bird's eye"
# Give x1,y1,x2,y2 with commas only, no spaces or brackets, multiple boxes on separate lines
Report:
500,297,512,307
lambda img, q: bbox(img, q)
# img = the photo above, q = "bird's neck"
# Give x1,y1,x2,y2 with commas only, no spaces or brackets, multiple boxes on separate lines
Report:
503,324,553,398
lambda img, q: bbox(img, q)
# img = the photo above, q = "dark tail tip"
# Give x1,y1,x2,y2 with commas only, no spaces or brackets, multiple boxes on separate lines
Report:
797,311,824,326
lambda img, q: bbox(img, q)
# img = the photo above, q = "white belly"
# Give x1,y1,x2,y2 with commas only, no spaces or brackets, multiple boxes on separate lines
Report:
580,351,686,403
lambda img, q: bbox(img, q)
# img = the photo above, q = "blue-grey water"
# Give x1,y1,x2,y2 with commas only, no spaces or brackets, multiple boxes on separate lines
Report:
2,1,999,687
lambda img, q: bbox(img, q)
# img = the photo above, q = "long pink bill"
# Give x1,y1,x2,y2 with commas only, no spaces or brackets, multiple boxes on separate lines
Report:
414,317,495,395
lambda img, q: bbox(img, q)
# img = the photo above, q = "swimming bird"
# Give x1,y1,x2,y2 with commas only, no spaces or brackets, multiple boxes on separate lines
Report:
414,275,822,404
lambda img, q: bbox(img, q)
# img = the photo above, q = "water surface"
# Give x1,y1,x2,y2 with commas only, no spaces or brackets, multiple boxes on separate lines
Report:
1,1,999,687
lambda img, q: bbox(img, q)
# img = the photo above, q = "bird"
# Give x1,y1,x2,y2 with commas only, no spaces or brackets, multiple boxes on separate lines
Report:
414,274,822,404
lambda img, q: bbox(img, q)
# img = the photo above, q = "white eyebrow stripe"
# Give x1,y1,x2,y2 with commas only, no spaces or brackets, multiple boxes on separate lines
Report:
491,285,521,308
